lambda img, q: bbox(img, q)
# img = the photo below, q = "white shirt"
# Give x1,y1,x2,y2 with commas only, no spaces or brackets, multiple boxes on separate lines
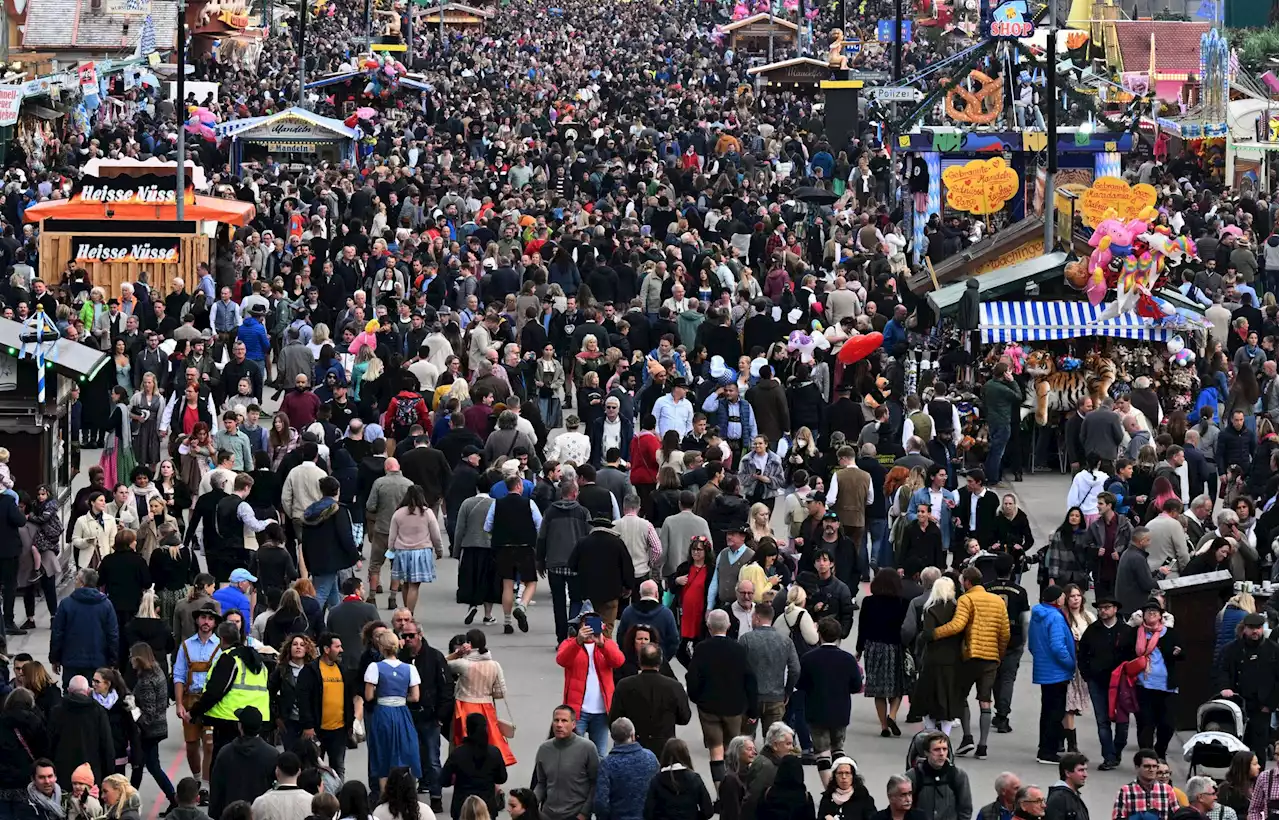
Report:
826,468,875,506
969,488,986,530
581,643,606,713
602,418,622,453
549,431,592,466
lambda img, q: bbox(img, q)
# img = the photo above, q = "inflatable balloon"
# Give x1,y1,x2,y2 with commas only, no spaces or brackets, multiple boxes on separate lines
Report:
837,332,883,365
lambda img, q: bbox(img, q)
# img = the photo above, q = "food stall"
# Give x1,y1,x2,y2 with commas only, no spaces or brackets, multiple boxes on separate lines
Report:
213,106,358,173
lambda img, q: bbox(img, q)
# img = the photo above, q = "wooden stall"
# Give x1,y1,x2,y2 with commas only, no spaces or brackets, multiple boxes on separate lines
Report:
414,3,494,31
23,172,255,298
721,14,798,55
0,317,109,501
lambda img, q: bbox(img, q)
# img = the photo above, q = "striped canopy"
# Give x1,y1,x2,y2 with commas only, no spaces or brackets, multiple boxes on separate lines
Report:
979,301,1172,344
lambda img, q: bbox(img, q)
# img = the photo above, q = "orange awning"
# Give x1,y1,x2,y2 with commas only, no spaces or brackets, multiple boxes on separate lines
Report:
24,195,256,226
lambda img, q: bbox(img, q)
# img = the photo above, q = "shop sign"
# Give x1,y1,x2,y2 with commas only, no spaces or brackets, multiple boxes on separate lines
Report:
70,173,196,206
847,70,890,82
988,0,1034,38
942,157,1019,215
867,86,919,102
242,116,336,141
105,0,151,15
974,239,1042,277
1079,177,1157,227
264,142,316,153
0,85,23,127
73,236,180,264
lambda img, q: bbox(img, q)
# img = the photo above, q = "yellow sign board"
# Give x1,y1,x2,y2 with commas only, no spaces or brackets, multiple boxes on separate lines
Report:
1079,177,1157,227
974,239,1043,277
942,157,1019,215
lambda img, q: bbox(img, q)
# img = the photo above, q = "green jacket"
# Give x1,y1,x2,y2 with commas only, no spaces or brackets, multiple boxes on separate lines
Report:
982,378,1024,427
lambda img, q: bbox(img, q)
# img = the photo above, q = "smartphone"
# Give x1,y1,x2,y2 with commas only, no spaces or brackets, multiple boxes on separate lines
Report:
584,616,604,636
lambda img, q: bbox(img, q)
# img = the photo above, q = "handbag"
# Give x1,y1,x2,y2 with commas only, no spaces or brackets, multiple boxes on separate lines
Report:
496,698,517,739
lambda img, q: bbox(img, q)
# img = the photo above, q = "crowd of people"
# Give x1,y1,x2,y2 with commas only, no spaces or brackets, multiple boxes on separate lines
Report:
0,0,1274,818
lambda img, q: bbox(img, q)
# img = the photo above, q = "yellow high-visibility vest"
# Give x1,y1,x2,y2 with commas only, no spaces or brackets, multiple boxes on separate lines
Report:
205,653,270,722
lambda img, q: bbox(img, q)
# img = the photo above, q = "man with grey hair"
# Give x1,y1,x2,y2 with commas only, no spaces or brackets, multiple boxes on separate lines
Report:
743,723,798,812
50,567,118,683
1124,416,1151,460
686,607,757,789
1185,492,1215,545
1081,397,1124,463
1186,776,1221,817
1015,786,1046,819
1115,526,1162,616
594,718,659,820
978,773,1021,820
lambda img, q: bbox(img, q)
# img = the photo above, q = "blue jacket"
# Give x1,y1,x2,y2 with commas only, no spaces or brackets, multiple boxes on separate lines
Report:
50,587,120,669
1216,604,1247,664
882,318,907,351
1028,603,1076,685
595,742,659,820
237,317,271,361
213,585,252,618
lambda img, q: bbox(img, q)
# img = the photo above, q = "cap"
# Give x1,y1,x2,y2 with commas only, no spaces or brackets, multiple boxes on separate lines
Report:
1141,596,1165,613
1242,613,1267,627
463,445,483,458
1040,584,1064,604
483,258,497,269
590,515,615,528
229,568,258,584
806,491,827,505
235,705,264,732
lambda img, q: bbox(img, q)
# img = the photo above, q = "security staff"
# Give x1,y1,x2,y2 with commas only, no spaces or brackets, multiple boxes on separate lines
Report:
191,619,271,761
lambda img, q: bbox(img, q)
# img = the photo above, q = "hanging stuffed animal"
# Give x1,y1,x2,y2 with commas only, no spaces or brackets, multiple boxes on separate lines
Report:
786,329,830,364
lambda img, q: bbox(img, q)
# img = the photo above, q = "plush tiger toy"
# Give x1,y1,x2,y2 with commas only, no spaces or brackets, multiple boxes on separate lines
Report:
1023,350,1117,425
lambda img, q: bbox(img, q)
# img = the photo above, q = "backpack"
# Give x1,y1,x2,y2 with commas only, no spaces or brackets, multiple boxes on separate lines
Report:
392,393,423,438
787,609,814,659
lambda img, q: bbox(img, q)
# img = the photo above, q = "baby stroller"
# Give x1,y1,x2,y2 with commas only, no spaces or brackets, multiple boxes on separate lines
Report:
1182,697,1250,777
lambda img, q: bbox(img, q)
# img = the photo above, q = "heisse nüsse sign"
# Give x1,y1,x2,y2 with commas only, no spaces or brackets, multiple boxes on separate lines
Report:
74,236,180,264
69,173,195,206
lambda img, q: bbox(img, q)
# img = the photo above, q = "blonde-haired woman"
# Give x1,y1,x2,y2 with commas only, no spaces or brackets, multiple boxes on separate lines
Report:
913,576,964,732
352,344,381,403
99,774,141,820
364,629,421,794
308,323,332,359
748,502,773,546
130,372,164,469
80,286,109,348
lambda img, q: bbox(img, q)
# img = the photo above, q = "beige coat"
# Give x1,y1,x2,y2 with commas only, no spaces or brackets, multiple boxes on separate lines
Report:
71,512,117,569
281,461,328,522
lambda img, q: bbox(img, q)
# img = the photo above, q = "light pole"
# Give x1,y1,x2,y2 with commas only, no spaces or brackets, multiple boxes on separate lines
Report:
176,0,186,221
296,0,307,108
1042,0,1057,253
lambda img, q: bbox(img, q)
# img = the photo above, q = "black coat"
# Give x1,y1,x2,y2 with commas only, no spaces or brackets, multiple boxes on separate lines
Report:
644,768,714,820
608,669,692,756
294,659,356,732
0,709,47,790
442,741,509,820
570,528,634,604
208,735,280,819
955,489,999,551
401,445,453,506
48,692,116,787
817,787,877,820
1076,620,1134,684
0,494,28,558
685,636,757,718
796,644,863,727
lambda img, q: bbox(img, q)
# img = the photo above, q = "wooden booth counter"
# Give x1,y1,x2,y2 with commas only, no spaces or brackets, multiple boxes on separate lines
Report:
24,173,256,298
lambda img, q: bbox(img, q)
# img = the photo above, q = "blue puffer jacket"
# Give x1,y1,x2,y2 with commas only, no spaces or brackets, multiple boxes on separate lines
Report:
50,587,120,669
1029,603,1077,685
595,742,660,820
1215,604,1247,664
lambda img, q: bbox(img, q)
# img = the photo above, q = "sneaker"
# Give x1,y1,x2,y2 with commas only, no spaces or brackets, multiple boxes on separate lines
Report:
975,745,988,760
430,797,444,815
1098,760,1120,771
4,624,26,636
198,789,210,807
993,718,1013,734
503,623,514,634
513,605,529,633
482,616,498,625
464,607,478,625
19,619,35,631
955,737,976,756
1037,755,1061,765
800,751,816,766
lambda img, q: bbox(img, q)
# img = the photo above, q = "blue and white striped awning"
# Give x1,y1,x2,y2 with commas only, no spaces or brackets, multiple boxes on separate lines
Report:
980,301,1171,344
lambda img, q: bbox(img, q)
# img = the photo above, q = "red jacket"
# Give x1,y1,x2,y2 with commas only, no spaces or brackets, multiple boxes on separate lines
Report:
555,637,625,717
629,431,661,485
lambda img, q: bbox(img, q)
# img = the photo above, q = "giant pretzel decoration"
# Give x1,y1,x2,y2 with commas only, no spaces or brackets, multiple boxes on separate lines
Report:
943,70,1005,125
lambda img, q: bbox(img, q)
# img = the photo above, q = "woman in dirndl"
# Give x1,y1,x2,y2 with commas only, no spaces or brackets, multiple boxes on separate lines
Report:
100,386,137,488
857,568,911,737
364,629,422,793
1062,583,1095,753
447,629,516,766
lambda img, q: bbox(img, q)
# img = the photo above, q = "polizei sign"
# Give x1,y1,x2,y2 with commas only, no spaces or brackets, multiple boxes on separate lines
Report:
74,236,180,264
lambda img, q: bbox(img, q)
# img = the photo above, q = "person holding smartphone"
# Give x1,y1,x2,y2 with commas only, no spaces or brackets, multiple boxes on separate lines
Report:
555,607,625,756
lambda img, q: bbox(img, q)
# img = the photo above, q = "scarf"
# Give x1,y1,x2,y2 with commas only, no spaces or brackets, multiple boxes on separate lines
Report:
1133,623,1164,674
829,786,856,806
93,691,119,710
27,783,64,819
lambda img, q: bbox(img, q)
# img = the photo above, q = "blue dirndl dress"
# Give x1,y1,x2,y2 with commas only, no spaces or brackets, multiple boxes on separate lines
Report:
365,659,422,779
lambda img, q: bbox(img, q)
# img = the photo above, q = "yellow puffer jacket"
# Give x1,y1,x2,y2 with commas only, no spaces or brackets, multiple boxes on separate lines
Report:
930,585,1010,662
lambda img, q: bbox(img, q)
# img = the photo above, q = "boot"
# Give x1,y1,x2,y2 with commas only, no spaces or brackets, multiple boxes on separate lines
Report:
1066,727,1078,753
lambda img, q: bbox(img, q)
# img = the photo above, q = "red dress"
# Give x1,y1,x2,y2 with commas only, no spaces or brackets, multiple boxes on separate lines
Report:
679,564,711,638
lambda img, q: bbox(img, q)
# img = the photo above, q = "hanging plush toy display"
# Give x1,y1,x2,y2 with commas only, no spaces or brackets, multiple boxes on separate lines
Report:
359,52,407,98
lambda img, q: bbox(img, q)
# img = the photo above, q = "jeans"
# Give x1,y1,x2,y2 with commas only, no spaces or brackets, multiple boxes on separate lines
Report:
130,736,177,802
317,727,349,779
1136,686,1175,759
986,423,1011,484
313,573,341,610
577,711,610,757
784,693,813,752
867,518,891,569
548,573,582,644
415,719,443,797
994,643,1023,721
1038,680,1069,759
1087,677,1128,763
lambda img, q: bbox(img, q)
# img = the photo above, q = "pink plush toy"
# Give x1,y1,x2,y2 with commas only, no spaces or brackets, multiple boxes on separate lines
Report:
1002,343,1026,375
